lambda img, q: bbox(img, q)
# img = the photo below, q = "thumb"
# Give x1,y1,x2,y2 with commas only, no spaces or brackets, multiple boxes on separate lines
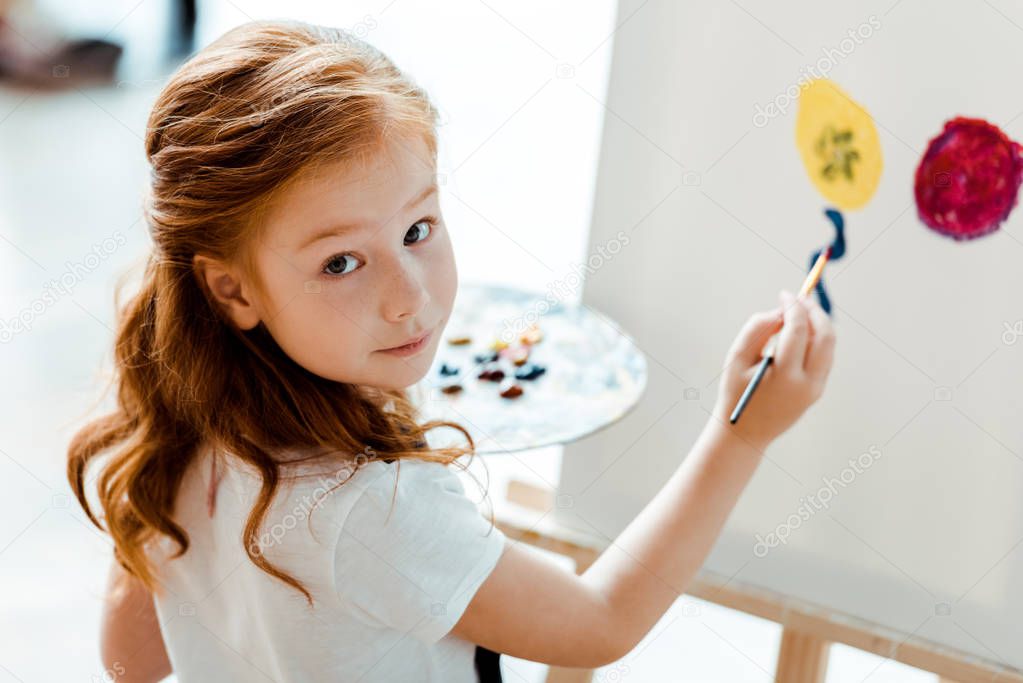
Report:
727,307,784,367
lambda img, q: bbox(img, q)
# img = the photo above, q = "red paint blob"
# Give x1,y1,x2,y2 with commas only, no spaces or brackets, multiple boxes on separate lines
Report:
914,117,1023,240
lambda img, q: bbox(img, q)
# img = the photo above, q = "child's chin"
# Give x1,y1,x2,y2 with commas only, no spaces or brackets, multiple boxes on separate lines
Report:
377,357,435,391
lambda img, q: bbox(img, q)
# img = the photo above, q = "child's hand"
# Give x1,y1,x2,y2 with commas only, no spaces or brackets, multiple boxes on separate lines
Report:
711,290,836,451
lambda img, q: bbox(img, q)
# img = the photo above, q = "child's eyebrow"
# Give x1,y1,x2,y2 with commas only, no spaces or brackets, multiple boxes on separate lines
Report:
297,183,438,251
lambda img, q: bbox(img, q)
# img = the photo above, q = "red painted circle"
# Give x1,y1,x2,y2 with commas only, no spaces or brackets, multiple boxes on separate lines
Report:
914,117,1023,240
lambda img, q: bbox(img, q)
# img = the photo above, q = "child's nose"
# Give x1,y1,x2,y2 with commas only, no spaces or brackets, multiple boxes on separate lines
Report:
381,267,430,323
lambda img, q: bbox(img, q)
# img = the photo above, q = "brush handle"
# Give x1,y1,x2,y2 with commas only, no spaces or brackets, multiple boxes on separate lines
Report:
729,354,774,424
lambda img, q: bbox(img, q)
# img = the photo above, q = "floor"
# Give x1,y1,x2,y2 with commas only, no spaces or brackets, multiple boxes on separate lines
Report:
0,0,939,680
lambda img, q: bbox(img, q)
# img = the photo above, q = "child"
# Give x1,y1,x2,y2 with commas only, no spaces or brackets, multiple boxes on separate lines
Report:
67,19,835,683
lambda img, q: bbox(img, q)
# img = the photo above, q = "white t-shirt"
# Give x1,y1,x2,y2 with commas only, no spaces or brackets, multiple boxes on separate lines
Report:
145,445,507,682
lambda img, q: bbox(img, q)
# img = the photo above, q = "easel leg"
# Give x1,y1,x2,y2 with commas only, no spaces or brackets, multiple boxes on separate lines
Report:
775,629,830,683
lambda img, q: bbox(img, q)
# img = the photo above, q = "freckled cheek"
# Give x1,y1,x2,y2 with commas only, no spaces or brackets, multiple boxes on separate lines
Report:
316,278,373,313
311,283,381,348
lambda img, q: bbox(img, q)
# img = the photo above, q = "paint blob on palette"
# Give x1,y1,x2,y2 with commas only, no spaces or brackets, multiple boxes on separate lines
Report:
795,79,883,313
914,117,1023,240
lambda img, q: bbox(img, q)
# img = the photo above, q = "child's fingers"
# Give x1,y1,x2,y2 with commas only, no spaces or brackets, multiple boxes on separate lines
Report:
727,307,784,367
804,295,836,380
774,290,810,373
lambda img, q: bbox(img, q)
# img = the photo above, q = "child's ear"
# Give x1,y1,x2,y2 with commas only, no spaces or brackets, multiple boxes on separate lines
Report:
192,254,262,330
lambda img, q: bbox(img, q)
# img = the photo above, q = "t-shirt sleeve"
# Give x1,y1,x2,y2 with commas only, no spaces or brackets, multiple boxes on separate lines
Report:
333,459,507,644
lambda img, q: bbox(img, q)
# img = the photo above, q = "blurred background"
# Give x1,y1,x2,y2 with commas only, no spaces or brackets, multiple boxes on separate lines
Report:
0,0,953,680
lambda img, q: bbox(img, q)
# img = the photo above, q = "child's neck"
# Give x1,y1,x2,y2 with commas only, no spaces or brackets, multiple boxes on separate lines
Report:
362,385,397,412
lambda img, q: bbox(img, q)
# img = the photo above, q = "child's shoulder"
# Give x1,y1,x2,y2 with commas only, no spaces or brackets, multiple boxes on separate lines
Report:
215,447,464,528
344,456,468,501
333,456,468,519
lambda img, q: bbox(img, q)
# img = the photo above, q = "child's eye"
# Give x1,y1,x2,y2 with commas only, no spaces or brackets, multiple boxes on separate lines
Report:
404,217,436,246
322,253,361,277
320,217,438,278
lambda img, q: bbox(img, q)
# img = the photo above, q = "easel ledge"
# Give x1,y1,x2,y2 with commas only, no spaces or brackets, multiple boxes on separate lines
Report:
501,479,1023,683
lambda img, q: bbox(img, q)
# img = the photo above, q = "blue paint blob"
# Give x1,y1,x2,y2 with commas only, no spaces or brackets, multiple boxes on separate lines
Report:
811,208,846,315
824,208,845,258
514,364,546,381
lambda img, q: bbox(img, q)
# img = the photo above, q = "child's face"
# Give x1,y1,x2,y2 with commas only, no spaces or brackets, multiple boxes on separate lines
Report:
249,135,456,390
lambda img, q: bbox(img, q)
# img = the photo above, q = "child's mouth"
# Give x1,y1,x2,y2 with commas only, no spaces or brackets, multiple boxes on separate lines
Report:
377,329,433,357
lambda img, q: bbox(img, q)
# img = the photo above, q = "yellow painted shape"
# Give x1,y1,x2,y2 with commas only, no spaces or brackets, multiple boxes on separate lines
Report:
795,79,883,210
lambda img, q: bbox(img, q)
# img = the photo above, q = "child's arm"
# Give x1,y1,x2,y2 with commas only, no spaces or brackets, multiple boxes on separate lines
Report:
453,291,835,668
100,557,173,683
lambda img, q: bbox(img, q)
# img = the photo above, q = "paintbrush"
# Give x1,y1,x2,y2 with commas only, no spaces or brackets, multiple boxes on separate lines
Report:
728,247,831,425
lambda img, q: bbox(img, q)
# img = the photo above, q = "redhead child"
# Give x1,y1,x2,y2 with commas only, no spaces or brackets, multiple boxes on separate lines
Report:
68,19,835,683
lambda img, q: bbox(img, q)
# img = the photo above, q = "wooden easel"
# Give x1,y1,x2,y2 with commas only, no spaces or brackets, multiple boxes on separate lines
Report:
500,480,1023,683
